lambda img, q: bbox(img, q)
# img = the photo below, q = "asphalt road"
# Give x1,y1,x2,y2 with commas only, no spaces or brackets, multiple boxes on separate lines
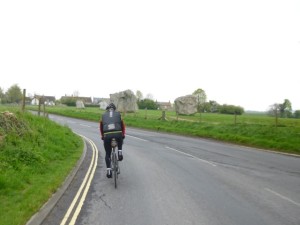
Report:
39,114,300,225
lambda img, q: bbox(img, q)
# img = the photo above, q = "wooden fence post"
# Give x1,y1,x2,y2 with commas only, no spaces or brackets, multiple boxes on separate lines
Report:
22,89,26,112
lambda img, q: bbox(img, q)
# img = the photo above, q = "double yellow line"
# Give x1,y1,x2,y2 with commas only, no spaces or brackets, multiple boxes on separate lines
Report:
60,135,98,225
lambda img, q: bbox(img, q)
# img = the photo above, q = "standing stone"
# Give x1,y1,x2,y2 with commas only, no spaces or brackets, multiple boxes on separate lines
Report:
110,90,138,113
76,100,85,109
99,101,108,110
174,95,197,115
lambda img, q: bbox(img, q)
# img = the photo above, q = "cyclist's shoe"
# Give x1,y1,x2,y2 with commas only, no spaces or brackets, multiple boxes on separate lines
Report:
118,150,123,161
106,168,112,178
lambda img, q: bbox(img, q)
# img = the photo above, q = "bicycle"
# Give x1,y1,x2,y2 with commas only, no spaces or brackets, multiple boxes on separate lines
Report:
110,138,120,188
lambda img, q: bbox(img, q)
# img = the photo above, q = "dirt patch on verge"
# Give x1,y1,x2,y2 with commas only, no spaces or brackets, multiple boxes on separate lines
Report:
0,111,29,137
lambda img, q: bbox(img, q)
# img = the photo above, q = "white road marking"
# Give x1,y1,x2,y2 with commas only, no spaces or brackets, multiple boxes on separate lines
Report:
265,188,300,207
79,123,91,127
165,146,217,167
126,134,148,142
60,135,98,225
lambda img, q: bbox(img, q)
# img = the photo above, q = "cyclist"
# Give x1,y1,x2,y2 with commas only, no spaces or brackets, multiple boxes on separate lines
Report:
100,103,125,178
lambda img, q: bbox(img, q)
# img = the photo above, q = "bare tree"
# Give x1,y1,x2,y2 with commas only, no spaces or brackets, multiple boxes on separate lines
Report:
145,93,154,100
192,88,207,112
73,90,80,97
269,103,280,127
136,90,143,101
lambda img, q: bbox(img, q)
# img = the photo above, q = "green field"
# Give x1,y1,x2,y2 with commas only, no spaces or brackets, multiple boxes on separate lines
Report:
30,105,300,155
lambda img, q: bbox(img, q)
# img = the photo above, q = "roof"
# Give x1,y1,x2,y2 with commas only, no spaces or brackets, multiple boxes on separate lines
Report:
93,97,110,104
60,96,92,104
34,95,56,102
157,101,173,110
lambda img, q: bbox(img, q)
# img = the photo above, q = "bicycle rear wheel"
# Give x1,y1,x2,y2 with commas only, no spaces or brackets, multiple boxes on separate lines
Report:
112,152,118,188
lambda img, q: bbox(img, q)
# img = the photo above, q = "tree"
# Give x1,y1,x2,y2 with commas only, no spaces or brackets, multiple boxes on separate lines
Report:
203,100,220,113
136,90,143,101
192,88,207,112
6,84,23,103
279,99,292,118
0,87,5,103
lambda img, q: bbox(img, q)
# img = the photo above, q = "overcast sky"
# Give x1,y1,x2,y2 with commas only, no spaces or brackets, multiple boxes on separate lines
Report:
1,0,299,111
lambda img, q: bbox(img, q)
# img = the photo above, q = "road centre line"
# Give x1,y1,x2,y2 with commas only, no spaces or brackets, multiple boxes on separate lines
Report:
60,135,98,225
265,188,300,207
165,146,217,167
79,123,91,127
126,134,148,142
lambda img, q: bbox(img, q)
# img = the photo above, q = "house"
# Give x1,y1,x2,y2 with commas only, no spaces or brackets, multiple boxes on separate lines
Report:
77,97,93,105
32,95,56,106
60,96,92,105
92,97,103,105
76,96,92,105
157,101,173,110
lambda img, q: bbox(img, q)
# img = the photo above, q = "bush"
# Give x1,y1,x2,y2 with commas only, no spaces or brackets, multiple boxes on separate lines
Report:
137,99,158,110
60,97,76,106
219,104,244,115
294,110,300,119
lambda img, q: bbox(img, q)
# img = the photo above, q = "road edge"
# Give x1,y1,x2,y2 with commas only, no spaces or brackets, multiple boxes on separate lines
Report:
26,137,87,225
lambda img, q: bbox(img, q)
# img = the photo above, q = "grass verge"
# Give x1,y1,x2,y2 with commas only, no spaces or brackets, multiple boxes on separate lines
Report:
0,106,83,225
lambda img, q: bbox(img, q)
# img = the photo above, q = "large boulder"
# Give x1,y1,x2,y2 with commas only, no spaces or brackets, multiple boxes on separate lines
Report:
174,95,197,115
110,90,138,113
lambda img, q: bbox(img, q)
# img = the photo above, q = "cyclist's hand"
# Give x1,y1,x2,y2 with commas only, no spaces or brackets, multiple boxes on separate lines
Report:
122,136,125,140
101,136,104,140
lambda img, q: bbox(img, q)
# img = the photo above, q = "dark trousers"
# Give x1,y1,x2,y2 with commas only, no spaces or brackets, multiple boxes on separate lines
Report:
103,132,123,168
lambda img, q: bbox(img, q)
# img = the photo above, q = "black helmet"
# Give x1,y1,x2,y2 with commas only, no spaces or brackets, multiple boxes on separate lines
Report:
106,103,116,111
